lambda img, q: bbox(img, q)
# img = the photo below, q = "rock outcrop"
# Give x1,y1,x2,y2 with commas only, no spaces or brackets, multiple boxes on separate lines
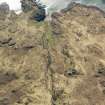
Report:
0,2,10,20
21,0,46,21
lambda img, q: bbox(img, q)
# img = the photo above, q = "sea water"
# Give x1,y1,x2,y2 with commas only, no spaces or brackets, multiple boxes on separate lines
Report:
0,0,22,14
35,0,81,14
35,0,105,15
0,0,105,14
81,0,105,11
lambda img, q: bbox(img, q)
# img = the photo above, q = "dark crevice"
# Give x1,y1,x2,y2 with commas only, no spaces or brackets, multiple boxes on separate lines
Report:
31,8,46,22
42,33,63,105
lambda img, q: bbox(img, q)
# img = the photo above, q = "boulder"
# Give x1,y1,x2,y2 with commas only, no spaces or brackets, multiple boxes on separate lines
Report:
21,0,34,12
0,2,9,14
0,3,9,20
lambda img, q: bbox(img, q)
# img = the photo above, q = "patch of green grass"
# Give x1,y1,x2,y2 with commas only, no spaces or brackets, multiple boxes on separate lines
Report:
28,19,46,28
28,19,55,47
44,22,55,47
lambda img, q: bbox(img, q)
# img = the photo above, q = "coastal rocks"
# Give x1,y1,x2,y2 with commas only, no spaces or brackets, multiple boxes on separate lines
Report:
0,2,9,14
0,2,105,105
21,0,35,12
49,3,105,105
51,13,63,35
51,20,62,35
21,0,46,21
0,3,9,20
0,5,52,104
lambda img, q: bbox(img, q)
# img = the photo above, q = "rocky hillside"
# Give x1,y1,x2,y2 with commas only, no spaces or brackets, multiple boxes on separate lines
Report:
0,1,105,105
